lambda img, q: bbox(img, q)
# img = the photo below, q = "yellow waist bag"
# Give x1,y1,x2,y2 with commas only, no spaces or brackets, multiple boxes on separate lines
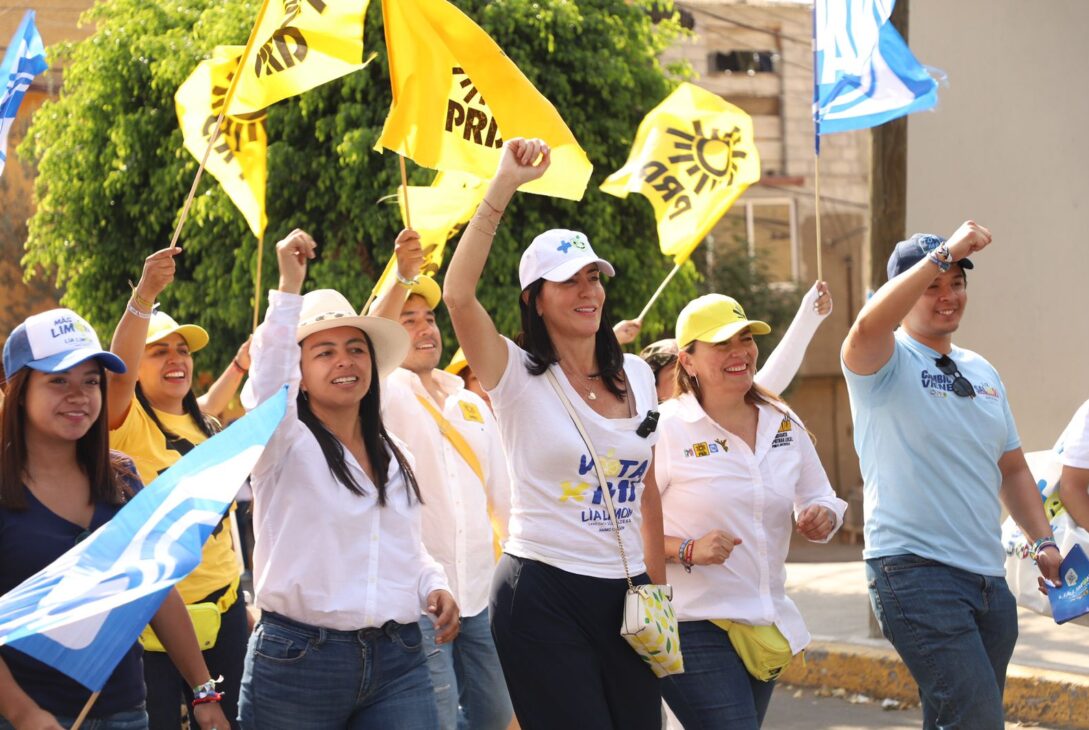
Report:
139,577,239,652
711,619,795,682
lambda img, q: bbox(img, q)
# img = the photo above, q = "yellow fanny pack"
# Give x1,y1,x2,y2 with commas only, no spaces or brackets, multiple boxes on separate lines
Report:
711,619,795,682
139,576,240,653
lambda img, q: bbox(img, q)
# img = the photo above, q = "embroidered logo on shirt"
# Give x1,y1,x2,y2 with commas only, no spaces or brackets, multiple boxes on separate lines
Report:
457,400,484,423
771,418,794,448
683,441,725,458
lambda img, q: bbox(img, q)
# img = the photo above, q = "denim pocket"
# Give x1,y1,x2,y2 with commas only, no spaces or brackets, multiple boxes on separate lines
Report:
880,554,940,574
254,624,312,664
391,622,423,652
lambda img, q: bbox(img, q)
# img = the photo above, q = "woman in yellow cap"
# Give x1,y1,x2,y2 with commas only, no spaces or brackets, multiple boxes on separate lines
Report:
107,246,249,730
655,294,847,728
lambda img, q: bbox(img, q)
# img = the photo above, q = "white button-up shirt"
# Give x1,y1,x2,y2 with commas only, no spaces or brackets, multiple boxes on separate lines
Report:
244,290,449,631
655,393,847,652
382,368,511,617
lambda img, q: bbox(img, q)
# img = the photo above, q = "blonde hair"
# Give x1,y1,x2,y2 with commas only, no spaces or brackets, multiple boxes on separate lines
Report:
674,341,815,443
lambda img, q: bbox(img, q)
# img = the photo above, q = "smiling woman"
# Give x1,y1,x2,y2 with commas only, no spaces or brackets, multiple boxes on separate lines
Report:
236,229,457,730
0,309,229,730
105,247,249,730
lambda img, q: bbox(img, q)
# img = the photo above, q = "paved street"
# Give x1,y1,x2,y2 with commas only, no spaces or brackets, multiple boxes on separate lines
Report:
764,685,1066,730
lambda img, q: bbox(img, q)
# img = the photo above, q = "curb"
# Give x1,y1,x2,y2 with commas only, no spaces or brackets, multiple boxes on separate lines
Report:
781,640,1089,729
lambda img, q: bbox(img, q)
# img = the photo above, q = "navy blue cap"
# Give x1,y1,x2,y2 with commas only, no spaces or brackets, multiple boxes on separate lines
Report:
887,233,974,280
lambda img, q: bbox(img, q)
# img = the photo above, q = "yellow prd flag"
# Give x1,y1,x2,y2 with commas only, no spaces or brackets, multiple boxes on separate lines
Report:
372,171,487,300
375,0,592,201
227,0,369,115
176,46,268,238
601,83,761,265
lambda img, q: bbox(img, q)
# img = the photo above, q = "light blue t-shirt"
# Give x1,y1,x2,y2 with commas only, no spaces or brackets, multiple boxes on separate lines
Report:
842,331,1020,576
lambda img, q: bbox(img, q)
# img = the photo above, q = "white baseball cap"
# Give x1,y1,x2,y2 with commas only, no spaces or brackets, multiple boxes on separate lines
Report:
3,308,126,379
517,229,616,291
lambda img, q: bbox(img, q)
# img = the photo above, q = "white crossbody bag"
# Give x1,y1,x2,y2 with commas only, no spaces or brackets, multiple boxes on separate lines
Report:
545,369,684,678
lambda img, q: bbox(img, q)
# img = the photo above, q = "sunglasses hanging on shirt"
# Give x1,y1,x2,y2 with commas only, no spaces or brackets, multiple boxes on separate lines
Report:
934,355,976,399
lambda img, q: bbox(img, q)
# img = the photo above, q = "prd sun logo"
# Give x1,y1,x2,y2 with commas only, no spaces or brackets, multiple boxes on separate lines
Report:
206,60,267,165
666,120,748,194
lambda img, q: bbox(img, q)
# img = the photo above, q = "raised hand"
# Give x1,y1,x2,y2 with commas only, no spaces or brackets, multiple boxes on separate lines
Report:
495,137,551,188
945,220,992,262
135,246,182,303
276,229,317,295
394,228,424,283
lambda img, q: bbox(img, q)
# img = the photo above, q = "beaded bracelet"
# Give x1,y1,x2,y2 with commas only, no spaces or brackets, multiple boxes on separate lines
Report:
126,301,152,320
677,539,689,565
192,677,224,705
1028,536,1059,561
231,358,248,374
680,539,695,573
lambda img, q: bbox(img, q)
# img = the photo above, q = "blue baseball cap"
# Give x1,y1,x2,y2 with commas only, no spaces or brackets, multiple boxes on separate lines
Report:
887,233,974,280
3,309,126,379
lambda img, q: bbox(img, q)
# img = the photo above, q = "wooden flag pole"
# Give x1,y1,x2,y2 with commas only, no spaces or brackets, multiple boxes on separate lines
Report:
70,691,100,730
635,262,681,323
252,234,265,332
398,154,413,229
166,0,272,250
814,151,824,283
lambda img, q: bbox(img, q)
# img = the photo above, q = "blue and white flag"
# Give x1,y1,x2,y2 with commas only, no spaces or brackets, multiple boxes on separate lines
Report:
0,387,287,691
813,0,941,140
0,10,48,177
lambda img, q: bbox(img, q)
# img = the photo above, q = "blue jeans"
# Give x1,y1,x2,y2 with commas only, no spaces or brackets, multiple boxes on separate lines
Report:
0,705,148,729
661,621,775,729
866,555,1018,729
237,612,438,729
420,610,512,730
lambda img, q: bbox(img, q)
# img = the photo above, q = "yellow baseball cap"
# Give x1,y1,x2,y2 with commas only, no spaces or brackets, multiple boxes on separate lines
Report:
146,311,210,353
406,276,442,310
675,294,770,349
444,347,468,376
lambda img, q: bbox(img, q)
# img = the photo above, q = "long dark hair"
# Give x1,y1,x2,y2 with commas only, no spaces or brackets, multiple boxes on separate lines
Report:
134,382,219,441
515,279,628,400
296,332,421,506
1,365,133,510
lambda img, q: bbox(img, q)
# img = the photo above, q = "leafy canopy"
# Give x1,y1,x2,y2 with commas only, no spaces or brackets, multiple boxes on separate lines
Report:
21,0,696,373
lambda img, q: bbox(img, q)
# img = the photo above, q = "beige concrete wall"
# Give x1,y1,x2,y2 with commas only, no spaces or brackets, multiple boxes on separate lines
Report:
906,1,1089,450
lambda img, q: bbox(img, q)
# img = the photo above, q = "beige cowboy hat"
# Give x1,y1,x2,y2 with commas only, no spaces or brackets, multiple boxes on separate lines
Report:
296,289,409,379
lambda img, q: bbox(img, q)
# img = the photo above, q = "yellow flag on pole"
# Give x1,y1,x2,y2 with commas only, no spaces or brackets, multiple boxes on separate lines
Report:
375,0,592,201
228,0,369,115
372,172,487,300
601,83,761,265
176,46,268,238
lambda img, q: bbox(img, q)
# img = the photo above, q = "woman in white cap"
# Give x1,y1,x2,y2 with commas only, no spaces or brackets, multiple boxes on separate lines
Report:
0,309,229,730
237,230,457,729
444,139,665,729
655,294,846,728
108,246,249,729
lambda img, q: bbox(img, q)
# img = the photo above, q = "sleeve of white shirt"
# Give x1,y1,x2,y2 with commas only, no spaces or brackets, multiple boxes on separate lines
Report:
792,419,848,543
243,290,304,482
1062,399,1089,469
416,533,452,608
483,407,512,544
486,337,531,406
755,283,829,396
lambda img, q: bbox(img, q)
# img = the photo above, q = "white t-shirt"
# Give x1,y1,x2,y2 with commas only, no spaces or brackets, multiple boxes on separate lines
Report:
1059,399,1089,470
488,337,659,579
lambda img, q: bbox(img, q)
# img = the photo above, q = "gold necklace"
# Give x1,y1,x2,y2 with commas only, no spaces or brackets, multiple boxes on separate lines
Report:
560,362,601,400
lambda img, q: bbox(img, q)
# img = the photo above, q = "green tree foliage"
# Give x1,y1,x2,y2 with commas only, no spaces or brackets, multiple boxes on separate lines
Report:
20,0,695,375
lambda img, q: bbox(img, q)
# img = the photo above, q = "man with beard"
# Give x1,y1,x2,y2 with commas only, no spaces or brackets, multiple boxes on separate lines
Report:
372,229,513,730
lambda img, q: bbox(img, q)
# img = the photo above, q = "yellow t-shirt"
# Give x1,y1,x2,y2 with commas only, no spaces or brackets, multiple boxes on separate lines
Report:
110,400,240,604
